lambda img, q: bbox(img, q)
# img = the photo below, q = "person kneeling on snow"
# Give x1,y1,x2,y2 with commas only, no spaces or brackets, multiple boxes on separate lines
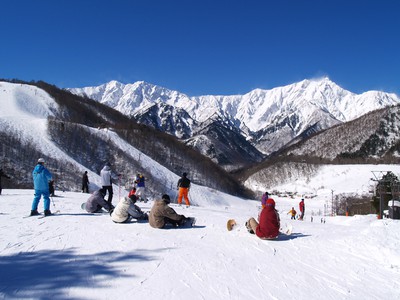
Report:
84,189,113,213
246,198,280,240
111,194,148,223
149,194,191,228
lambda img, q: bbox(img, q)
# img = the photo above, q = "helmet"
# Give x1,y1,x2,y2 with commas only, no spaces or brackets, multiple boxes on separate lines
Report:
38,158,45,163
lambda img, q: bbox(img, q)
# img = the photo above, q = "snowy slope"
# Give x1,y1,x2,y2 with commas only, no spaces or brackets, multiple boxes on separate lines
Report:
0,189,399,299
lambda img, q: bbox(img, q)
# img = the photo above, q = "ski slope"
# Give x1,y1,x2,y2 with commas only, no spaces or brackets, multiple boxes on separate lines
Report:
0,189,399,299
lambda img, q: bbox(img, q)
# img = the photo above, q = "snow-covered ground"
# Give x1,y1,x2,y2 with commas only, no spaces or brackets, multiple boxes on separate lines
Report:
1,78,400,299
0,188,399,300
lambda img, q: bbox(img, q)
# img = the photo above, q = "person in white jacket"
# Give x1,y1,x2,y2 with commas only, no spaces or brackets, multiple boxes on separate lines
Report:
100,162,119,206
111,194,148,223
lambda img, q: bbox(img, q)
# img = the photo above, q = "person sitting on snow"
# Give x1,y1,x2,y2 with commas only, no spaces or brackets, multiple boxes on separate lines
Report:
110,194,148,223
149,194,192,228
246,198,280,240
261,191,270,209
84,189,113,213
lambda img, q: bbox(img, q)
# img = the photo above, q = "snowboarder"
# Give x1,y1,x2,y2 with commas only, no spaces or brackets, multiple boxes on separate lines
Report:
261,191,271,209
246,198,280,240
30,158,53,216
177,172,191,207
0,168,10,195
83,189,113,213
100,162,119,206
134,173,146,202
287,207,297,220
299,198,305,220
110,194,148,223
149,194,194,228
82,171,89,193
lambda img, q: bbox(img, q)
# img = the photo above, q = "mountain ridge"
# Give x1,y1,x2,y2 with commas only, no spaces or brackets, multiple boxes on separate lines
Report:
68,77,400,158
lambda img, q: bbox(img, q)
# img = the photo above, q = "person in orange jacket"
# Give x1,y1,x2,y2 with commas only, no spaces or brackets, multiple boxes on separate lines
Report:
288,207,297,220
177,172,191,207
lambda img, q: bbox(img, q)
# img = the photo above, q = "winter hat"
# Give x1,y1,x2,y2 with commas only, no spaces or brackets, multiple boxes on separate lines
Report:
38,158,45,163
266,198,275,207
182,172,187,177
162,194,171,204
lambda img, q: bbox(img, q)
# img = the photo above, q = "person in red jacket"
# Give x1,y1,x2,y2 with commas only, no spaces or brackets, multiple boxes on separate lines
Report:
299,198,305,220
246,198,280,239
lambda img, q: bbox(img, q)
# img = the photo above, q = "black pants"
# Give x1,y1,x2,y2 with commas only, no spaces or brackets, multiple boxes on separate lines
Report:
102,185,113,204
82,184,89,193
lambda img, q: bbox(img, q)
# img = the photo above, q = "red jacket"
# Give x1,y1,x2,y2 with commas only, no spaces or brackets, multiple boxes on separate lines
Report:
256,206,280,239
299,201,305,212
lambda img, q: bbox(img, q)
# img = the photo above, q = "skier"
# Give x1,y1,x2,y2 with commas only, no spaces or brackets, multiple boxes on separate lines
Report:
261,191,271,209
49,180,55,197
287,207,297,220
110,194,148,223
245,198,280,240
30,158,53,216
82,171,89,193
84,189,113,213
0,168,10,195
177,172,191,207
149,194,193,228
134,173,146,202
100,162,119,206
299,198,305,220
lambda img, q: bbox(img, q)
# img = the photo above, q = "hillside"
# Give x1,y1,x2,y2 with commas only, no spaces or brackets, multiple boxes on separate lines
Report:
238,104,400,195
0,80,249,198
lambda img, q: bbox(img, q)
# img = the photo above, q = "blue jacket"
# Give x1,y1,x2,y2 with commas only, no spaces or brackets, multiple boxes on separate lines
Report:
136,175,145,187
32,164,52,191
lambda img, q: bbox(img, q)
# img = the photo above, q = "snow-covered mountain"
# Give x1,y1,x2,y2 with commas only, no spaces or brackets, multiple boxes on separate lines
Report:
0,80,247,197
69,78,400,155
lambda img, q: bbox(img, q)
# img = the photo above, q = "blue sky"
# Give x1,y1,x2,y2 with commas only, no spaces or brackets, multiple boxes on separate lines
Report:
1,0,399,96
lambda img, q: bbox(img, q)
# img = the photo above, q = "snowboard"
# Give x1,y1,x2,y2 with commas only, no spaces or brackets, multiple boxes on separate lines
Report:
81,202,108,213
227,219,237,231
182,217,196,227
227,218,293,237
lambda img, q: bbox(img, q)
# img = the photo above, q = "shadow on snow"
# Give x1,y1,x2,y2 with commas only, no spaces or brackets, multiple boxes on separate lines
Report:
0,248,162,299
276,233,310,241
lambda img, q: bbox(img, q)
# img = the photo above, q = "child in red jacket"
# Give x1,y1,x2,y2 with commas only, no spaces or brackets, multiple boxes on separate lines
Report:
246,198,280,239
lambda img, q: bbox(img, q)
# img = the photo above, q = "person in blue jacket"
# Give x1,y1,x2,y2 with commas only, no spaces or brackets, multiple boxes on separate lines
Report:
30,158,53,216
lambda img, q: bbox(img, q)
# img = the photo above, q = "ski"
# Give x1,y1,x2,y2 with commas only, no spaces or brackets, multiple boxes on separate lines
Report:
37,210,60,219
23,214,41,218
